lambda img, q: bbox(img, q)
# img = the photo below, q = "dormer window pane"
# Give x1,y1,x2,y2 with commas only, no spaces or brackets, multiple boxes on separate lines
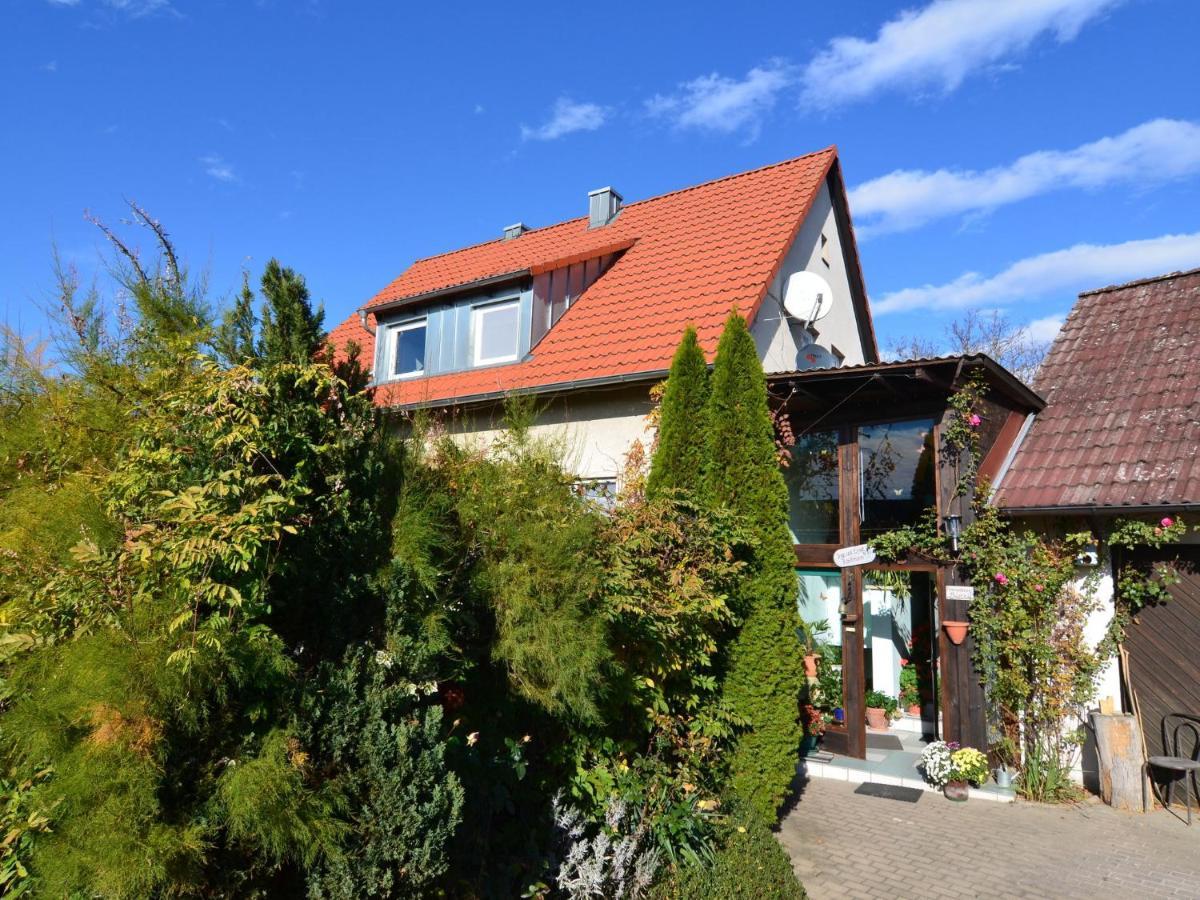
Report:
391,319,426,377
474,300,520,365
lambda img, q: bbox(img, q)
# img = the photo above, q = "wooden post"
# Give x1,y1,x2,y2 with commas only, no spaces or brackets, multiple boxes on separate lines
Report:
1091,713,1146,812
838,426,866,760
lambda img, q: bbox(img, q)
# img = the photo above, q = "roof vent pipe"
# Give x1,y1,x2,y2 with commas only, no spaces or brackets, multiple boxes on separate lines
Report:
588,186,622,228
503,222,528,240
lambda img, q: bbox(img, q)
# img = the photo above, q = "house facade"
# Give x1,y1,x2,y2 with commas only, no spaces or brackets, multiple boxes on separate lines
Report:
329,149,1048,764
329,147,878,487
995,268,1200,762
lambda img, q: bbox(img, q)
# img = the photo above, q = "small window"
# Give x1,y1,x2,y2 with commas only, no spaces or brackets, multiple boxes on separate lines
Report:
473,299,520,365
390,319,426,378
573,478,617,511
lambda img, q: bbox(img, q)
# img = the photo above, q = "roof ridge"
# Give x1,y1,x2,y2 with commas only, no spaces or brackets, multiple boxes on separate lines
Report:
401,146,838,269
1078,266,1200,297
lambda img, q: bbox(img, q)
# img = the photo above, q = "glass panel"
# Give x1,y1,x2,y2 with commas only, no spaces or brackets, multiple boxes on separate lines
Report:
797,570,841,647
783,430,840,544
392,323,425,376
858,419,936,540
863,570,939,733
476,302,519,363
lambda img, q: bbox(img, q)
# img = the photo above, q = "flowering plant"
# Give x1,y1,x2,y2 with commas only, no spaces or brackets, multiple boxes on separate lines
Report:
920,741,990,787
920,740,957,787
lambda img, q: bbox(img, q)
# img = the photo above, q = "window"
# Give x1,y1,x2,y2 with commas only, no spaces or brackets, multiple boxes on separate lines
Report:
783,430,840,544
473,299,520,365
858,419,936,540
573,478,617,511
389,318,426,378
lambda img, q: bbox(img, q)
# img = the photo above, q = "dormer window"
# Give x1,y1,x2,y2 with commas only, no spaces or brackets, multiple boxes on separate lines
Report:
472,299,520,365
389,317,427,378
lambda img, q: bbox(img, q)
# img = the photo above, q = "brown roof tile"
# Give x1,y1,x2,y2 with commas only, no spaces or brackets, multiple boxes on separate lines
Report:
998,268,1200,511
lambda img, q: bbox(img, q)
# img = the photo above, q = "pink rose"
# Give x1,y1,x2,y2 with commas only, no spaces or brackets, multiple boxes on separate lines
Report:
1034,584,1044,592
994,573,1008,586
968,414,982,427
1161,517,1174,528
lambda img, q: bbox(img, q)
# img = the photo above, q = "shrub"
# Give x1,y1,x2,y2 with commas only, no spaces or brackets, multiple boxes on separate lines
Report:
648,808,804,899
646,326,709,499
704,312,804,825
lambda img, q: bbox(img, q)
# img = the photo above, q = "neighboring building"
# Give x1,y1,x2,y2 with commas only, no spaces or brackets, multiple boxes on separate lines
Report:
995,268,1200,760
329,147,878,486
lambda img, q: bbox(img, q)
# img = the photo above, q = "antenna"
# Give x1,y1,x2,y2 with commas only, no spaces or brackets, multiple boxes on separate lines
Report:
782,271,834,327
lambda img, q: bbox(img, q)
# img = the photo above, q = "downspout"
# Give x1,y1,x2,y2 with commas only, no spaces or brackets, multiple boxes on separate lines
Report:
357,309,376,335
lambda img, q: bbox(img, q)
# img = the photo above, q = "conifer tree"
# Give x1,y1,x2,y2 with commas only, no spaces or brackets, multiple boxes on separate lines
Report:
260,259,326,365
646,325,709,498
214,272,257,365
704,310,802,823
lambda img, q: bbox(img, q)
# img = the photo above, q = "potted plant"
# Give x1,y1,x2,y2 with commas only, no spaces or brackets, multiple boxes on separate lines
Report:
920,741,990,801
800,703,826,756
816,644,843,711
800,619,828,678
864,690,897,730
899,660,920,715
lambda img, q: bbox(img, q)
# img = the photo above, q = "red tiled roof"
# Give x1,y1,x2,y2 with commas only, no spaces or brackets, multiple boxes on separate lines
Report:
997,268,1200,511
329,147,861,407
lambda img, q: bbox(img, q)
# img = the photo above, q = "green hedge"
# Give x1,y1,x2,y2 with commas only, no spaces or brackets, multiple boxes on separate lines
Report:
650,814,804,899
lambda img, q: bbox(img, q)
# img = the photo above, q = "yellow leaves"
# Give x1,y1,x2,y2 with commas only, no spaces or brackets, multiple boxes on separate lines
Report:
69,539,102,564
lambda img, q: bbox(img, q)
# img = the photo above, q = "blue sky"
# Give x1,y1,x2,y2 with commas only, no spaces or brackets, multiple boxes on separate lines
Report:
3,0,1199,355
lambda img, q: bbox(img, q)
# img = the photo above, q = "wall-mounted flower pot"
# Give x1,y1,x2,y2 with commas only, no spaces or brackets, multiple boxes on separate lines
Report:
942,620,970,645
803,654,819,678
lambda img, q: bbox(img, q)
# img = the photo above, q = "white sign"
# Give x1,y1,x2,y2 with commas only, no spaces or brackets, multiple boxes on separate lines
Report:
833,544,876,568
945,585,975,602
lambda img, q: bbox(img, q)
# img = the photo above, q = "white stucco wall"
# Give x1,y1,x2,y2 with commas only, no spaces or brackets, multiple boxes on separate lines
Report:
751,181,867,372
437,386,655,483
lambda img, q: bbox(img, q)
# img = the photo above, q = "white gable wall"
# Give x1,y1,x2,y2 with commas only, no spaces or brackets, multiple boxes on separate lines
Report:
751,179,868,371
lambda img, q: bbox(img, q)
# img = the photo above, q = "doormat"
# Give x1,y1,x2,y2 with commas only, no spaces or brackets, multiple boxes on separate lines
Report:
853,783,924,803
865,733,905,751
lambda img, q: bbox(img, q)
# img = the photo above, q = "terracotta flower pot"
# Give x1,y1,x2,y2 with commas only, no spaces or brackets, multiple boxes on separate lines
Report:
907,704,921,716
865,706,890,730
803,654,819,678
943,620,969,645
943,779,969,801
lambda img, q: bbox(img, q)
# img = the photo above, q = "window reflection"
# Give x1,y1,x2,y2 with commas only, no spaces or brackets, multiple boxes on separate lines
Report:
858,419,936,539
783,431,839,544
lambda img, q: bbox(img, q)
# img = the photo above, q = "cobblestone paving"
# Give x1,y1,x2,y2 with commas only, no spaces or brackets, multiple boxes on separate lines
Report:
777,775,1200,899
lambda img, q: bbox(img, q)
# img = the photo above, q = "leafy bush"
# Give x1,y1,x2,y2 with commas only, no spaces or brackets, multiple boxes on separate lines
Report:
648,808,804,900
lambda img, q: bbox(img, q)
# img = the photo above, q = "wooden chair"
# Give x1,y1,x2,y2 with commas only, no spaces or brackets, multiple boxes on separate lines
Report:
1147,713,1200,825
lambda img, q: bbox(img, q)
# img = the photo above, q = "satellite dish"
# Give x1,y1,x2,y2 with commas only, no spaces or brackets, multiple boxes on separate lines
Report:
783,271,834,325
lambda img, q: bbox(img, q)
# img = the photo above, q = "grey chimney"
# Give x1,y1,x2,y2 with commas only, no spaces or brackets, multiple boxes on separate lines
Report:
588,186,622,228
503,222,528,240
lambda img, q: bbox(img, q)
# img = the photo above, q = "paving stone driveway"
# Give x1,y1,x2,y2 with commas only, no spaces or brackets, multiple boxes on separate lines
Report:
777,775,1200,899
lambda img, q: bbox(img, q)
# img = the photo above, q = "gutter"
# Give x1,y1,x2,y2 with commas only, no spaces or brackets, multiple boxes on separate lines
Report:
997,502,1200,517
377,368,670,413
361,268,531,318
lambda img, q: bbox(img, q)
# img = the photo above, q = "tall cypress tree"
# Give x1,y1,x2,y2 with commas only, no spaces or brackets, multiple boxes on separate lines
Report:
260,259,326,365
646,326,709,498
704,310,803,823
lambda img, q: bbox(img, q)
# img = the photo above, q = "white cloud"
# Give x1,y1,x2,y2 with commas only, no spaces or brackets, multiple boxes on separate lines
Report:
850,119,1200,235
801,0,1126,108
645,61,794,138
1022,313,1066,344
42,60,59,72
875,232,1200,314
200,154,237,183
45,0,173,16
520,98,608,141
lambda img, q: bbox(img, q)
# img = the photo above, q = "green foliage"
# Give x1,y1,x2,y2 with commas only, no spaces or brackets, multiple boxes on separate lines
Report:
0,767,52,898
646,326,709,499
703,311,803,824
304,650,464,898
941,369,986,499
1107,515,1191,643
259,258,326,366
864,690,897,717
649,806,804,900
